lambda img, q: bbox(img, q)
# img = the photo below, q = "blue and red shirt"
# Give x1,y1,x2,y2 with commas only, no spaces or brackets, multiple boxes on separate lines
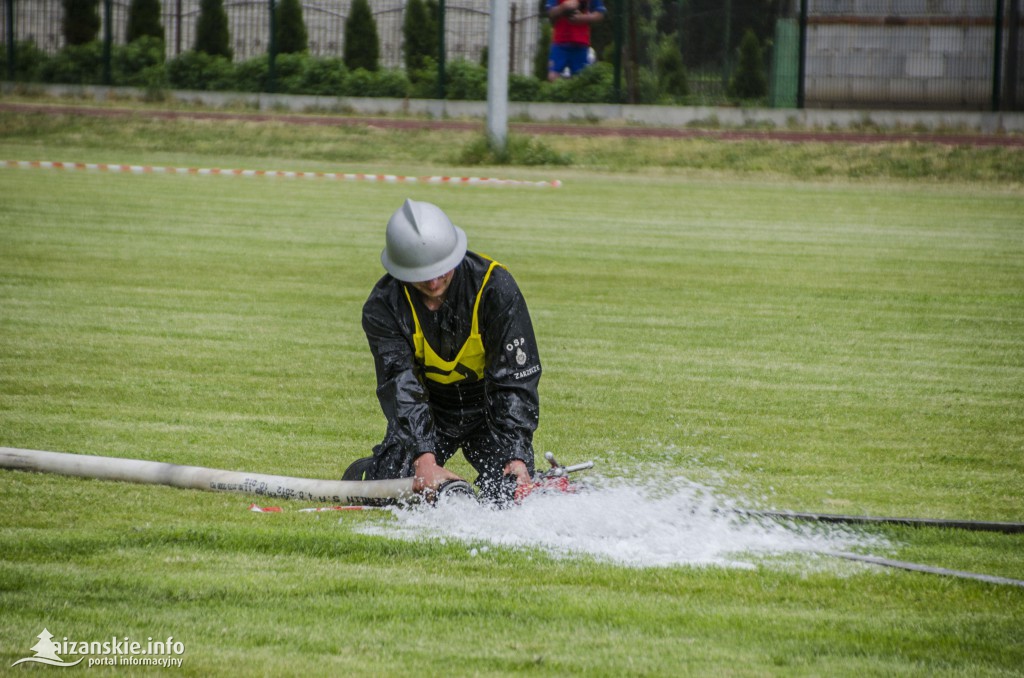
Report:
547,0,607,46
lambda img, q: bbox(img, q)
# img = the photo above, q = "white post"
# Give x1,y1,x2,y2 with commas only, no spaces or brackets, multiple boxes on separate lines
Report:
487,0,510,152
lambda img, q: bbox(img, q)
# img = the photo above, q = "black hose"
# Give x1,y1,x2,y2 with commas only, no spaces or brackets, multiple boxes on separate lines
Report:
821,551,1024,588
739,509,1024,534
736,509,1024,587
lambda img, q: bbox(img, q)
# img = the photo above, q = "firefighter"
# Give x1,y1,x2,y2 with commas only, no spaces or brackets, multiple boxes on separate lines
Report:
344,199,542,502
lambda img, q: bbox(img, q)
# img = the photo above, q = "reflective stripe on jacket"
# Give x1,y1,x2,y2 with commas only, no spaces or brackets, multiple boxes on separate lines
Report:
403,259,505,385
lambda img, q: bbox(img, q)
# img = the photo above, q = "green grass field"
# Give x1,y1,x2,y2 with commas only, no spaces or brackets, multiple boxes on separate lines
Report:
1,105,1023,676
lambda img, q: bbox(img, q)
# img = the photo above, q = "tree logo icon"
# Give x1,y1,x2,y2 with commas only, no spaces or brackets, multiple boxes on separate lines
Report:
10,628,83,667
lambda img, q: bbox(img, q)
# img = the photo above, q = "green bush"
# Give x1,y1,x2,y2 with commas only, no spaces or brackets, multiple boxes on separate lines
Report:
126,0,165,43
344,68,374,96
368,69,411,97
166,50,234,90
63,0,100,46
635,66,661,104
195,0,232,60
655,34,688,99
509,74,541,102
444,59,487,100
344,68,409,98
344,0,379,72
233,56,269,92
273,52,311,93
458,134,571,166
541,61,615,103
407,58,439,97
276,0,309,55
0,41,51,82
114,35,166,87
39,41,103,84
301,57,348,96
729,29,767,100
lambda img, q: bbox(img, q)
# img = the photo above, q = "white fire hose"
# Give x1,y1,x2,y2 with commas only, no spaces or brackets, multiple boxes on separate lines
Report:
0,447,420,504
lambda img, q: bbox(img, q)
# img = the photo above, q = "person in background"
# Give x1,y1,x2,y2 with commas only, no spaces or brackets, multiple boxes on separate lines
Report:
546,0,607,81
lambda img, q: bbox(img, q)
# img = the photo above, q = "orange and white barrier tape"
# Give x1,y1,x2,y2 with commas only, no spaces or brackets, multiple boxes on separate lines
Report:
2,159,562,188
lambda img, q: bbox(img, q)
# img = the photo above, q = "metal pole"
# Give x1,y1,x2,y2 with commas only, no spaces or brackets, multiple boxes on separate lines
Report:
797,0,807,108
175,0,182,56
1006,0,1020,110
5,0,15,81
268,0,277,93
487,0,510,151
508,2,516,76
722,0,732,88
102,0,112,85
993,0,1005,110
437,0,446,98
627,0,637,103
613,0,625,99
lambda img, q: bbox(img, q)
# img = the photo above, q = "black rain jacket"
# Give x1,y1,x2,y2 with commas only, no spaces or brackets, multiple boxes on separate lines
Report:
362,251,541,472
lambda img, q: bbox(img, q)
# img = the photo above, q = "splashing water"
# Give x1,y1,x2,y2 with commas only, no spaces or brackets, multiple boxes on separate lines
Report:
358,475,888,569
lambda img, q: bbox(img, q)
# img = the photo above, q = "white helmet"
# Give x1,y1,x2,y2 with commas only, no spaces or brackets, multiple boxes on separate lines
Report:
381,199,467,282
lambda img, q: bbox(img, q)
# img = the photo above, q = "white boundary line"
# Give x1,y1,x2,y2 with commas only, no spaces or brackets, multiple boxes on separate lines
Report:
2,159,562,188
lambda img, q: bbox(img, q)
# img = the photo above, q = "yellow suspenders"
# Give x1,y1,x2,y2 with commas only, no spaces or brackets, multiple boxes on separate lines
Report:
403,259,505,385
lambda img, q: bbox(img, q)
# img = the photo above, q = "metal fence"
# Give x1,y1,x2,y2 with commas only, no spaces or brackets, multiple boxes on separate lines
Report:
1,0,543,75
2,0,1021,109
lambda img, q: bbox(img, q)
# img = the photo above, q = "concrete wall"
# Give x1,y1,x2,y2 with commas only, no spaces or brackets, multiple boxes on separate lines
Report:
804,1,1020,109
9,82,1023,133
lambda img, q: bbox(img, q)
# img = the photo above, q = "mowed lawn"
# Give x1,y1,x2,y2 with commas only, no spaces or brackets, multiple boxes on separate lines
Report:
1,117,1023,676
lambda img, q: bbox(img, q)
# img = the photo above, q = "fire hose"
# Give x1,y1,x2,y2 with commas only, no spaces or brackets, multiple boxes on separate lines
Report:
1,446,1020,586
0,447,423,504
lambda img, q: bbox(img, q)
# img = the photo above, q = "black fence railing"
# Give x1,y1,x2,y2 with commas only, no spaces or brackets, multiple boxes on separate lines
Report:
0,0,541,75
2,0,1021,110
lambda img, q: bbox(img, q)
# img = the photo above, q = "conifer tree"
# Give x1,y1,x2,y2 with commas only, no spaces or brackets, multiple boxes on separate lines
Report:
126,0,165,43
63,0,101,46
402,0,437,74
655,34,688,97
195,0,232,60
728,29,767,99
344,0,379,72
276,0,308,54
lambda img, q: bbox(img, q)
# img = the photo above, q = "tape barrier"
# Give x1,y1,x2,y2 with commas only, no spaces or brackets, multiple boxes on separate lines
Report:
1,159,562,188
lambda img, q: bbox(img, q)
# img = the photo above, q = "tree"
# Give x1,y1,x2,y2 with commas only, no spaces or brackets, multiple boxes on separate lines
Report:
534,18,551,81
402,0,437,74
126,0,165,44
195,0,232,60
655,33,688,98
62,0,100,46
344,0,379,72
276,0,308,54
728,28,767,99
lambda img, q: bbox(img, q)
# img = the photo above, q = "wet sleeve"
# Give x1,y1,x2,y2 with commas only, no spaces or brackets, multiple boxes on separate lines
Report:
362,291,436,457
481,268,542,466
